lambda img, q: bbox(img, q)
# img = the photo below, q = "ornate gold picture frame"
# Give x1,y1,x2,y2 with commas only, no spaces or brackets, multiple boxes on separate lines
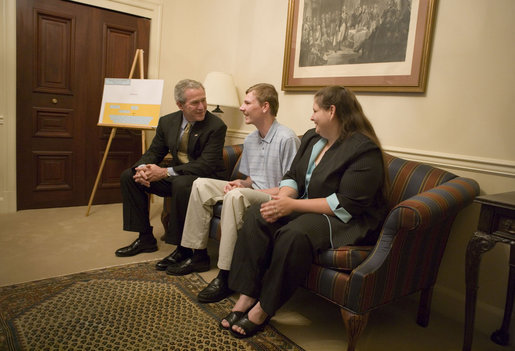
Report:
281,0,437,92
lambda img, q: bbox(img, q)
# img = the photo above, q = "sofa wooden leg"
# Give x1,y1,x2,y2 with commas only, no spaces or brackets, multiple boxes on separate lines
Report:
341,308,369,351
417,286,433,327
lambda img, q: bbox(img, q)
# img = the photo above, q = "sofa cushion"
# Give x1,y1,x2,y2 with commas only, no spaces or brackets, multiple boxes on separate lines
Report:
305,265,350,307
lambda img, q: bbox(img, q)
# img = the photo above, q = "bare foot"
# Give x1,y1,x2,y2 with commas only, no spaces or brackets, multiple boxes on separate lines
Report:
220,294,256,329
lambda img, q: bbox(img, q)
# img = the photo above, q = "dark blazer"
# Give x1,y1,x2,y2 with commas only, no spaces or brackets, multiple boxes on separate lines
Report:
135,110,227,179
283,128,387,246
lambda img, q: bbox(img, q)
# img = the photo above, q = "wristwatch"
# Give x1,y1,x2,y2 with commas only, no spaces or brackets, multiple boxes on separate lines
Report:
166,168,172,177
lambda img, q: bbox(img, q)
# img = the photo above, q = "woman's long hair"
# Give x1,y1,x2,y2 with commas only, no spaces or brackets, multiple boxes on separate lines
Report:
314,85,389,194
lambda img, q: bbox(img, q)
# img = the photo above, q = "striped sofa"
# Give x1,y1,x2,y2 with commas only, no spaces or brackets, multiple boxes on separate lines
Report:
161,144,480,351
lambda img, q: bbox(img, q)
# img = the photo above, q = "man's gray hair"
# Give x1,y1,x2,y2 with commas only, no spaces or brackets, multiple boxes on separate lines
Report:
174,79,205,104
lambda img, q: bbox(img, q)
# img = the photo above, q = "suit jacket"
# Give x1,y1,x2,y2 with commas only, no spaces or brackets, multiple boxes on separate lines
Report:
135,110,227,179
283,128,387,246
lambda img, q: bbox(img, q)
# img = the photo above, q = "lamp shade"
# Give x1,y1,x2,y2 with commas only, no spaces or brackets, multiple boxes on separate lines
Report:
203,72,240,110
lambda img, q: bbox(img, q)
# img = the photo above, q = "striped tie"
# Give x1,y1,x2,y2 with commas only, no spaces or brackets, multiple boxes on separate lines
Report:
177,123,191,164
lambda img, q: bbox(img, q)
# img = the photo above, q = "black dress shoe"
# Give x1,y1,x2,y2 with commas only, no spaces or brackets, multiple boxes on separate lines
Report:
115,238,157,257
155,248,192,271
198,276,233,303
166,255,210,276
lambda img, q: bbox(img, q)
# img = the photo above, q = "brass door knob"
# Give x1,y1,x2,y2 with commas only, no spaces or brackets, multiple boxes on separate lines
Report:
51,98,58,104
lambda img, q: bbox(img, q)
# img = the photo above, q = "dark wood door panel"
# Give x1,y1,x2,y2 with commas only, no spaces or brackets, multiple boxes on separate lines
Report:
17,0,150,209
32,107,74,139
17,0,84,210
84,8,150,204
104,25,138,78
33,9,75,94
29,150,78,208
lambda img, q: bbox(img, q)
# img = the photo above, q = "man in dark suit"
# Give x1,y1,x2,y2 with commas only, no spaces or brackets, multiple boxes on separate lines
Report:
115,79,227,258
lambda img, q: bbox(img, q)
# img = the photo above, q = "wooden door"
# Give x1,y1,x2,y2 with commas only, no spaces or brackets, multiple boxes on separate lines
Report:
16,0,150,209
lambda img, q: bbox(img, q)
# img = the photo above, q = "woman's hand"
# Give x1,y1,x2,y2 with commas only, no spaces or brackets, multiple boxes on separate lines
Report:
260,195,295,223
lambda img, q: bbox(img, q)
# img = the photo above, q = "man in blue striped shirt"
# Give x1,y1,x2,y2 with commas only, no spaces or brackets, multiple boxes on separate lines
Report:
158,83,300,303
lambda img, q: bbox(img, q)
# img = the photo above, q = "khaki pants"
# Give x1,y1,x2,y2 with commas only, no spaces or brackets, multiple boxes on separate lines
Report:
181,178,271,270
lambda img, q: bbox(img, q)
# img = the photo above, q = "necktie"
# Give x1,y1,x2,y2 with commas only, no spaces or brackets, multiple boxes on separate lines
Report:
177,123,191,164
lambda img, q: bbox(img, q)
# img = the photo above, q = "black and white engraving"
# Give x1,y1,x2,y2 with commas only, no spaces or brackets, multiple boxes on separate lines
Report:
299,0,412,67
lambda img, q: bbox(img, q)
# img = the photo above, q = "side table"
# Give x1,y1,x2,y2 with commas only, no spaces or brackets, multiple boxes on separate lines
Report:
463,191,515,350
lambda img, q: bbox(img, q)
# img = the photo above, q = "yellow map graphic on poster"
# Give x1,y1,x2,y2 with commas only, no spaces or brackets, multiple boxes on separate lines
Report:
102,103,161,128
98,78,164,129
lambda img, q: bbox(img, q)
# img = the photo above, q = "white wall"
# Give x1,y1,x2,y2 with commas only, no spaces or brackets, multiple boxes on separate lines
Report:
2,0,514,338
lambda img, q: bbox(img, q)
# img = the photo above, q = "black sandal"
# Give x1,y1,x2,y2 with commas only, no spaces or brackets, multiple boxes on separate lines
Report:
219,300,258,330
230,313,270,339
219,310,245,330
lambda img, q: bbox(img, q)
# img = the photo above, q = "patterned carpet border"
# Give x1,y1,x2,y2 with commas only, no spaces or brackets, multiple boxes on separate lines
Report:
0,262,305,351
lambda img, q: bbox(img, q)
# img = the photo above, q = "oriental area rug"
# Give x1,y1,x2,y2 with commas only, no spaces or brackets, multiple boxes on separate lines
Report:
0,262,304,351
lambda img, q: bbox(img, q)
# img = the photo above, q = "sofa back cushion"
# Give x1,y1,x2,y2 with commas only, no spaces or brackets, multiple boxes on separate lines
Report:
222,144,244,180
385,153,457,211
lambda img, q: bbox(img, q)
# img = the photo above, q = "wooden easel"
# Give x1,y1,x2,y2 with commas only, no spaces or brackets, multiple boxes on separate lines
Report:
86,49,147,216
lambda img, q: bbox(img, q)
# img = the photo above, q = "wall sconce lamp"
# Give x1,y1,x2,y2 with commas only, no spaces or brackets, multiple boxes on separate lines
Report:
203,72,240,113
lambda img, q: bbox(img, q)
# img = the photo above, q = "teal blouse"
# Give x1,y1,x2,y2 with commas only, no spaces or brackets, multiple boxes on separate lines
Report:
280,138,352,223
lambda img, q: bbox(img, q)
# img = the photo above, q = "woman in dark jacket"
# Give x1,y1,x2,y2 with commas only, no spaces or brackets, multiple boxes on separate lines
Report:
221,86,388,338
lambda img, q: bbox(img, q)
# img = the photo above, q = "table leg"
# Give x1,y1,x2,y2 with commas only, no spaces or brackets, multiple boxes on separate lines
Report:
464,232,496,351
491,244,515,346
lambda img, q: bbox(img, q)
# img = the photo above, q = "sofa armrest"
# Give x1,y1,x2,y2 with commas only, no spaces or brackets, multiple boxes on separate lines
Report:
383,176,480,232
344,176,479,312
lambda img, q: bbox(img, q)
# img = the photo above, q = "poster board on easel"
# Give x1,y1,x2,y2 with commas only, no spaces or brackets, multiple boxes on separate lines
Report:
86,49,162,216
97,78,164,130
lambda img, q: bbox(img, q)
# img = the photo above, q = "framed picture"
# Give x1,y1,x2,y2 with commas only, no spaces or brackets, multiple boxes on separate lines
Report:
281,0,437,92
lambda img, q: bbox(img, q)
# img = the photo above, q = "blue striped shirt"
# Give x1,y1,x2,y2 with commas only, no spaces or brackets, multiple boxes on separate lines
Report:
239,121,299,190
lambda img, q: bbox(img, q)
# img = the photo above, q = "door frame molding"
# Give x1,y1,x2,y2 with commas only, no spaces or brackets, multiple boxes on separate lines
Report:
1,0,18,213
1,0,162,213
